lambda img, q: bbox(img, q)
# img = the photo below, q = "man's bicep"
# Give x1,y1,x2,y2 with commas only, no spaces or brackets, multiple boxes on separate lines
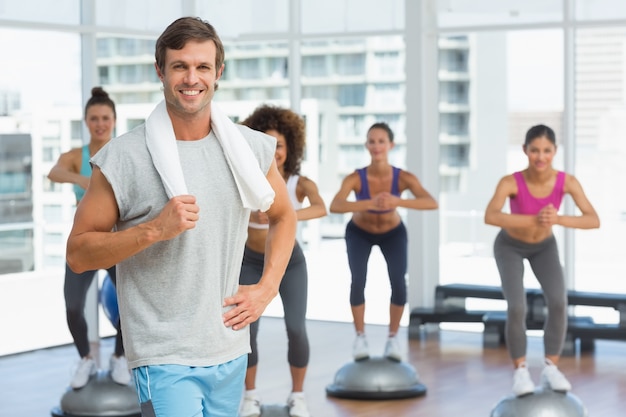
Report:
265,163,293,220
73,167,119,234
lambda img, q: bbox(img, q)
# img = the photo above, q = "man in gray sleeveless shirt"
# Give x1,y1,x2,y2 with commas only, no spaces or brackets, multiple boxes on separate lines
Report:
66,17,297,417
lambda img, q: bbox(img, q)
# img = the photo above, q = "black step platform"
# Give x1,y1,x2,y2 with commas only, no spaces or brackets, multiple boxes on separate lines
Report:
482,311,597,355
433,283,545,319
410,307,488,325
410,283,626,355
434,283,507,312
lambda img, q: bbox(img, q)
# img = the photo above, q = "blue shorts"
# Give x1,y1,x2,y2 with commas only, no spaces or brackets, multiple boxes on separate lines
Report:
132,355,247,417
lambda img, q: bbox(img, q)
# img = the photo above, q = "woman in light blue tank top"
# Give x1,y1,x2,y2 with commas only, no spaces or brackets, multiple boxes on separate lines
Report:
484,124,600,397
47,87,130,389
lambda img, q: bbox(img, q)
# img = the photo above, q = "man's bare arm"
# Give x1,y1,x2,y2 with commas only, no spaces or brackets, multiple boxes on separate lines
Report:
222,159,297,330
66,166,199,272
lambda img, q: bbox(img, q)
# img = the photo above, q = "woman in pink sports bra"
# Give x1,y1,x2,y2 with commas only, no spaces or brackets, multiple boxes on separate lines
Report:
484,124,599,397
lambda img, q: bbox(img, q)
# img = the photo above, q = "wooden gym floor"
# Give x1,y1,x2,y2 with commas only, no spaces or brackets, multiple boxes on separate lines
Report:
1,317,624,417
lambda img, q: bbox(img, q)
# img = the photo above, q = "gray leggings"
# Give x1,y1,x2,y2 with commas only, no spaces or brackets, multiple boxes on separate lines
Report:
493,230,567,360
64,264,124,357
239,242,309,368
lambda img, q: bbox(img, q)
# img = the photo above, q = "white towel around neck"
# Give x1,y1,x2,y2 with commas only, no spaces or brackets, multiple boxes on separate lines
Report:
145,100,275,212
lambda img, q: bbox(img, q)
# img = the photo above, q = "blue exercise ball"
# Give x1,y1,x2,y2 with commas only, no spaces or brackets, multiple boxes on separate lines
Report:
99,274,120,326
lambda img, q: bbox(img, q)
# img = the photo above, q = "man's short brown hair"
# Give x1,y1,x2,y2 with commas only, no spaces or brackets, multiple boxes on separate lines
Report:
155,17,225,74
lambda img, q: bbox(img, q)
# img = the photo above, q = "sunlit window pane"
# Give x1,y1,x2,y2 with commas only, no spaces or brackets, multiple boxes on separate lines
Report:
373,51,403,77
0,29,81,276
437,0,562,28
575,0,626,21
96,0,182,31
0,0,79,24
302,56,328,77
302,0,404,33
196,0,289,37
574,27,626,312
438,30,564,291
0,229,33,274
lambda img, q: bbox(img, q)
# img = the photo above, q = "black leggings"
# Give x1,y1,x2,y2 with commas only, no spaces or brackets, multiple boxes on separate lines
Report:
239,243,309,368
64,264,124,357
493,230,567,360
345,220,408,306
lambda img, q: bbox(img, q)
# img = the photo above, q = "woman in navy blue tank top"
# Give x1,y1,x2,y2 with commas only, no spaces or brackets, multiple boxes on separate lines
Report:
330,122,438,362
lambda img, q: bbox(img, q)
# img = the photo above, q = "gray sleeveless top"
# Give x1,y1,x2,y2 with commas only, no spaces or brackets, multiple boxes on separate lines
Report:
92,123,275,369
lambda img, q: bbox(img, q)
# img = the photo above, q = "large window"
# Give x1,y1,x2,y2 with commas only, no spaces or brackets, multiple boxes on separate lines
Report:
435,0,625,329
0,29,81,279
573,27,626,323
438,30,564,295
2,0,626,356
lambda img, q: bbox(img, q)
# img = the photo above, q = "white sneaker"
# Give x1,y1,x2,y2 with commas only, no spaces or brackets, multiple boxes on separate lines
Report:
287,392,311,417
110,355,131,385
512,363,535,397
70,357,96,389
240,392,261,417
384,335,402,362
541,360,572,392
352,334,369,361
